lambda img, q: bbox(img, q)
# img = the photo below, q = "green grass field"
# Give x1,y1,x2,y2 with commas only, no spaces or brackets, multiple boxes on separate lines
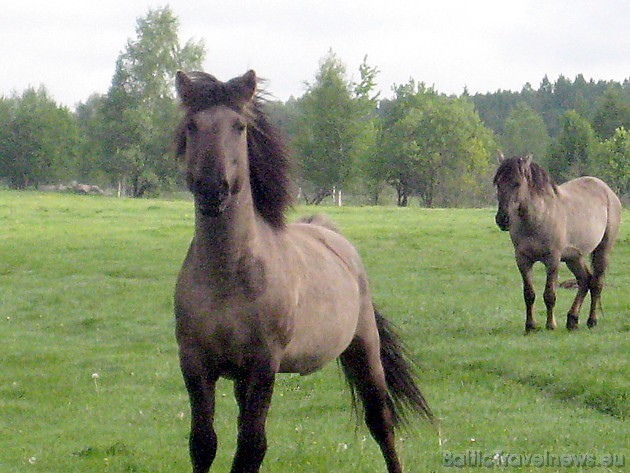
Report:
1,191,628,472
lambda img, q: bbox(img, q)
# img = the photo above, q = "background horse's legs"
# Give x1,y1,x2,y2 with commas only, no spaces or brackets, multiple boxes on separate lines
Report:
587,245,610,328
231,361,277,473
565,258,591,330
340,340,402,473
180,354,219,473
542,261,559,330
516,257,536,333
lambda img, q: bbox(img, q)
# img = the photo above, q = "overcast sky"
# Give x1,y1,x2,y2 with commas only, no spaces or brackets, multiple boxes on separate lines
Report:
1,0,628,109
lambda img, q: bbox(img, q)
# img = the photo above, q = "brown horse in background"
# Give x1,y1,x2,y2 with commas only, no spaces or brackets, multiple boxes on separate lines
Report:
493,155,621,333
173,70,433,473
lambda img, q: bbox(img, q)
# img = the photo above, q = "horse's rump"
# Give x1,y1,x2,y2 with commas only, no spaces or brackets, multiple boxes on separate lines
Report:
558,176,621,255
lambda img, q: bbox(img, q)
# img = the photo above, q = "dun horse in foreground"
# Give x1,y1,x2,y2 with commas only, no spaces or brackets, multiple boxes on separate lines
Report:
493,155,621,333
173,70,433,473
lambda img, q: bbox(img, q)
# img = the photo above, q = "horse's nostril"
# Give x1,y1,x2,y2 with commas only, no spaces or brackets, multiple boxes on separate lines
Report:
496,213,509,231
219,179,229,194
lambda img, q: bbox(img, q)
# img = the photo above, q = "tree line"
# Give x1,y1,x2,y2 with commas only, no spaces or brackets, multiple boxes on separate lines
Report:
1,7,628,205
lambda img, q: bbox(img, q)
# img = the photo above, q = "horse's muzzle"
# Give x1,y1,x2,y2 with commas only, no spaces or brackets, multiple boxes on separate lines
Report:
191,180,230,217
495,212,510,231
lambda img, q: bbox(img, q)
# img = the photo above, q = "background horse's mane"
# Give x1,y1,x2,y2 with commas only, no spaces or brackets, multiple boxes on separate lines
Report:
493,156,558,195
176,71,293,229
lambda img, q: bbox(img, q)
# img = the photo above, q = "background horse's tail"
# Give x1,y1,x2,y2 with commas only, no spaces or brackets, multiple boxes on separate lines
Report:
374,309,434,427
341,308,435,429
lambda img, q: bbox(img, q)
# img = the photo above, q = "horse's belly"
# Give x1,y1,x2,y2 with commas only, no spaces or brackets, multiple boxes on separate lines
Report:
564,219,606,257
279,294,360,375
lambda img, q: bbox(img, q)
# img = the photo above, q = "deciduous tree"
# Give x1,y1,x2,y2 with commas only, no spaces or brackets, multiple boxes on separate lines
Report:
501,102,549,162
291,52,378,204
591,127,630,197
98,6,204,196
548,110,596,182
0,88,79,189
378,81,496,207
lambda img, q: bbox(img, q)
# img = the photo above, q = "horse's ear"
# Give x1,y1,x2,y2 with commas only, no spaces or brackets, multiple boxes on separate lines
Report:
176,71,193,102
175,120,187,159
524,154,533,165
497,151,505,163
228,70,257,103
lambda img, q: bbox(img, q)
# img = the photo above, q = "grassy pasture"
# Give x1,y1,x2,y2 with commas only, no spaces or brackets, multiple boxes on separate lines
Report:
0,191,628,472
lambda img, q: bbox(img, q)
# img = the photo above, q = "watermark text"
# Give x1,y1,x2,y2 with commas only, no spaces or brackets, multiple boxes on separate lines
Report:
443,450,625,468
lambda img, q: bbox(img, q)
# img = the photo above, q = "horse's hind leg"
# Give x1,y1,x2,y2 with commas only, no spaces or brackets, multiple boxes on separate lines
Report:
565,258,591,331
231,358,277,473
340,339,402,473
587,245,611,329
180,352,219,473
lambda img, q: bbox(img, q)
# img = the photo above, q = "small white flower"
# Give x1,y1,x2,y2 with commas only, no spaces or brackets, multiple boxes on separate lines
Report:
28,457,36,465
336,443,348,452
92,373,100,394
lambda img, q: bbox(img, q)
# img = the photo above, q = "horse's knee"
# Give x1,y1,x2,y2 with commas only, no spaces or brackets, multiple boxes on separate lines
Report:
543,289,556,309
523,286,535,306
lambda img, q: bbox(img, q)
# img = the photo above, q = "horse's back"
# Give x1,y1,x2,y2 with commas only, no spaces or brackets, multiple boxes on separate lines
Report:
287,218,367,278
559,176,622,255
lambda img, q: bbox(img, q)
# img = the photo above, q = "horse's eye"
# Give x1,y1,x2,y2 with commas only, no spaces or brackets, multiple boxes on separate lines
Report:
186,120,198,134
234,120,246,133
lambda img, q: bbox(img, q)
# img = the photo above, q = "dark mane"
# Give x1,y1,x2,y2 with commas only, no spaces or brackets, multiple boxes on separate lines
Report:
176,71,293,229
493,156,558,195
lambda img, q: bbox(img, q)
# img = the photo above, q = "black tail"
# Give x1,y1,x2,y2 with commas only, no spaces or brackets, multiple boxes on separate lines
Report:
375,309,434,427
341,308,435,429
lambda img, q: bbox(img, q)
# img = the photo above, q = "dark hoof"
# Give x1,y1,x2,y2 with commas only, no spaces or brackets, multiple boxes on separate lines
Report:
587,318,598,329
525,324,540,334
566,314,579,331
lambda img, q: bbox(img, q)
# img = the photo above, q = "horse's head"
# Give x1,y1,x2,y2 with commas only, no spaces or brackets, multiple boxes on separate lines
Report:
175,70,257,217
492,155,532,231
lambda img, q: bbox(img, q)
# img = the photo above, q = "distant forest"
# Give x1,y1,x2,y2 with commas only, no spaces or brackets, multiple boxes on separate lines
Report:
1,7,628,206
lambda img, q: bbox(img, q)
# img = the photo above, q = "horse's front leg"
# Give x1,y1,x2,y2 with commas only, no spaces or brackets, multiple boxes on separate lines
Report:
542,260,559,330
516,256,536,333
231,359,277,473
180,352,219,473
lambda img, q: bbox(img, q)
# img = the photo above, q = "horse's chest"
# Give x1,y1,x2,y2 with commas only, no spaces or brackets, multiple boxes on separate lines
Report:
175,275,292,353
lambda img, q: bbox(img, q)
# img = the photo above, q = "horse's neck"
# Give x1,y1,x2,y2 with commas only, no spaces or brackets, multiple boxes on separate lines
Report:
191,193,264,280
516,191,555,229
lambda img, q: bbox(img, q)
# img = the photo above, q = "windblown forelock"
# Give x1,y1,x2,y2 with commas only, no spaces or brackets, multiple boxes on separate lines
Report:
493,156,557,195
179,72,250,113
493,158,518,187
175,73,255,159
